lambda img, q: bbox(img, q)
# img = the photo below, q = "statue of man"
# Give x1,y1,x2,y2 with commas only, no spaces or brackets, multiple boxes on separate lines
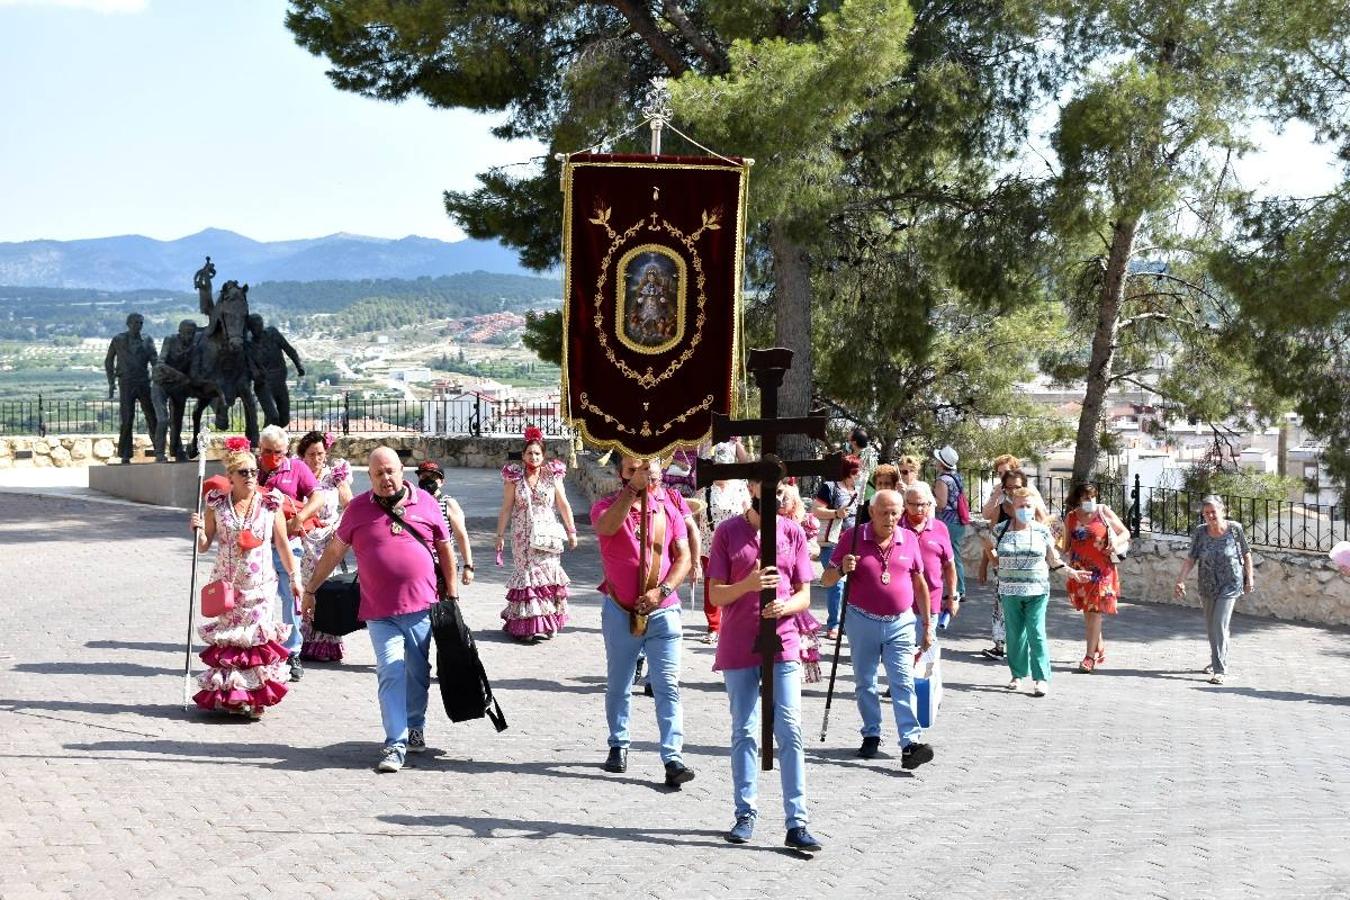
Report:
246,313,305,428
150,319,200,461
105,312,159,464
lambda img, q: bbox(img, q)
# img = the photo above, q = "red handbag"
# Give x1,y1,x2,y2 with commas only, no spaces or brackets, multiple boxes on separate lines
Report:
201,579,236,617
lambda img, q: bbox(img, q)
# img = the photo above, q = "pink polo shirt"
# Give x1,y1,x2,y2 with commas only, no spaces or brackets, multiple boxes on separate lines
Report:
336,484,449,621
829,524,923,617
591,487,690,610
261,456,317,502
901,517,954,614
707,514,813,672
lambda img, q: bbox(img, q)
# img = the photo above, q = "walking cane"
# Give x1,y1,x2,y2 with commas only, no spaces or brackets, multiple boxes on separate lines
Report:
182,424,210,709
819,521,864,741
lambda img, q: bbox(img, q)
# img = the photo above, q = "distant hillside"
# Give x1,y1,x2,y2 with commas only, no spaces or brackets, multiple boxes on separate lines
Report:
0,228,542,290
0,272,560,340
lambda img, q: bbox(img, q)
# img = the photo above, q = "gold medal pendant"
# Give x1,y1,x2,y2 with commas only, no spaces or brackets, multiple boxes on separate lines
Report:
390,521,404,535
880,570,891,585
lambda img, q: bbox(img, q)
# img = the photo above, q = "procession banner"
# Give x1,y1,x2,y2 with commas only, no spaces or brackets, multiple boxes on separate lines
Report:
561,152,748,459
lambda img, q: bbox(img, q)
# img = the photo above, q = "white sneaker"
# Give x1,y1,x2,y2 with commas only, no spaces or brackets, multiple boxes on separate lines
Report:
1203,664,1214,675
1032,681,1048,697
1006,678,1022,691
376,745,405,773
1208,674,1226,685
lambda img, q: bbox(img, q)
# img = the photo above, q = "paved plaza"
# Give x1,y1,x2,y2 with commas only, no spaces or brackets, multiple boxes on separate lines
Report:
2,469,1349,899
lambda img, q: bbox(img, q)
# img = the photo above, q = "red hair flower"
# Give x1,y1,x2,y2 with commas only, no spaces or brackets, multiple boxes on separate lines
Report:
524,426,544,445
223,436,251,452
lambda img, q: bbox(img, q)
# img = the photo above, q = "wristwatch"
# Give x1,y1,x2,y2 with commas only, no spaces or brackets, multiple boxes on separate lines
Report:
657,582,675,599
463,564,475,571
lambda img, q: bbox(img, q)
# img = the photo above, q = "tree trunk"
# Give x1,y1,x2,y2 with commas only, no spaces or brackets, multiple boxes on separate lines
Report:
1072,219,1138,485
768,223,814,461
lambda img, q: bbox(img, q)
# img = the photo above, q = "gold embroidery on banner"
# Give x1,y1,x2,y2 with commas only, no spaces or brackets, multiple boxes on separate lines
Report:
578,392,715,439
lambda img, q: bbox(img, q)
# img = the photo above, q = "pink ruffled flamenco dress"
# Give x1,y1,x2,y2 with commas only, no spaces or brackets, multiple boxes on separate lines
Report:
500,460,571,640
194,488,293,715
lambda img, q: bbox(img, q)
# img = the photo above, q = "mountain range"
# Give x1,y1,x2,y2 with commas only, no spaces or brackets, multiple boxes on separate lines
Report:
0,228,539,290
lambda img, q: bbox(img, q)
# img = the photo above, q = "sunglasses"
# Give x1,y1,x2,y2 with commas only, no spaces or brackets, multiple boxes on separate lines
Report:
231,469,258,479
898,470,914,475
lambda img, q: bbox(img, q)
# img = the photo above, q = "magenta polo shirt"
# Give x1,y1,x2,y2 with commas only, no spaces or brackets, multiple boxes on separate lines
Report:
591,487,689,610
707,514,813,672
901,517,954,614
829,524,923,617
336,484,449,621
262,456,317,502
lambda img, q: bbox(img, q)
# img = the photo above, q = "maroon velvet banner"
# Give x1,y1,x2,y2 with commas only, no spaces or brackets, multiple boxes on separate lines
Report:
561,152,748,459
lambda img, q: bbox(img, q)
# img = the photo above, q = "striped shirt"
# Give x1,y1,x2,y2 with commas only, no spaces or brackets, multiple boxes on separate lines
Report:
995,521,1053,597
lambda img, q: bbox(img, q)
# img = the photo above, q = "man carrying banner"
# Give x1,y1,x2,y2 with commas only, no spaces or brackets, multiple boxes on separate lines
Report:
591,455,695,787
707,465,823,854
821,488,936,767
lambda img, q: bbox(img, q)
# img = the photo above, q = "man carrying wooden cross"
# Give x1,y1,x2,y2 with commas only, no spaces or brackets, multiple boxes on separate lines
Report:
706,460,823,853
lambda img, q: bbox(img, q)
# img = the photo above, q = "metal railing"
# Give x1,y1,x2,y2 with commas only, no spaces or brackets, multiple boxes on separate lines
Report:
0,393,570,440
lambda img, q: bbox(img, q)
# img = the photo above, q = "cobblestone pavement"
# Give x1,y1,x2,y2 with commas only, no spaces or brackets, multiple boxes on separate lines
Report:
2,470,1349,899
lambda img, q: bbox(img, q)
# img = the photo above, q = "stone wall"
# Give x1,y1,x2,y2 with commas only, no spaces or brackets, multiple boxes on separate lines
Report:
0,434,572,470
956,522,1350,628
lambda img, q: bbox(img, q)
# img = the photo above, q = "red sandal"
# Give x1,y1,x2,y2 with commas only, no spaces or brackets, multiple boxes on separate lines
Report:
1095,644,1106,665
1079,655,1096,673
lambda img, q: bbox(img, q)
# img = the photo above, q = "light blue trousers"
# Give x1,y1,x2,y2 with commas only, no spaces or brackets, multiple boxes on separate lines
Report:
366,609,433,750
601,599,684,763
724,661,809,829
845,609,922,748
272,541,304,655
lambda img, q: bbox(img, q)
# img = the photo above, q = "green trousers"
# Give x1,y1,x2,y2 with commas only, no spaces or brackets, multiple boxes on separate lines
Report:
1000,592,1050,681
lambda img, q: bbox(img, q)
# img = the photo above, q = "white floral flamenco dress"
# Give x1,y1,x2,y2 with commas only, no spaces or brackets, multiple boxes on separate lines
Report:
500,460,571,638
298,459,352,662
194,488,293,714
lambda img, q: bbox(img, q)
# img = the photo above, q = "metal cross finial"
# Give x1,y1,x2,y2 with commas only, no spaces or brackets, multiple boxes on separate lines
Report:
641,78,672,155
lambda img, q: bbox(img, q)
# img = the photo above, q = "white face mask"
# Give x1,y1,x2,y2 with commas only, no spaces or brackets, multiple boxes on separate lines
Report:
1080,500,1098,515
1015,506,1034,524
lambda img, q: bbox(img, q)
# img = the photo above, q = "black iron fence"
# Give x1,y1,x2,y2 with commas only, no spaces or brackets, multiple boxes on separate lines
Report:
957,469,1346,554
0,393,570,440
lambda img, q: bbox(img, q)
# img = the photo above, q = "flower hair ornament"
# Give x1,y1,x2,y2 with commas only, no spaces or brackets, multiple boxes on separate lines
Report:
322,431,336,451
223,436,251,453
523,425,544,446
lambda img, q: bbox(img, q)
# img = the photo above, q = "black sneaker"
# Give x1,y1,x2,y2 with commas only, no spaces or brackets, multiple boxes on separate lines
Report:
901,742,934,770
603,747,627,773
857,736,882,759
664,760,696,787
979,644,1005,661
288,654,304,682
785,826,823,854
642,682,654,697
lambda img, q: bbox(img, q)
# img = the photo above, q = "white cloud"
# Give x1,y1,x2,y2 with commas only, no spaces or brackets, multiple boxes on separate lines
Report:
0,0,148,12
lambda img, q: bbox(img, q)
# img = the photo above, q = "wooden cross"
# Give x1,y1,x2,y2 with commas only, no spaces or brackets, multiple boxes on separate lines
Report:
696,347,844,771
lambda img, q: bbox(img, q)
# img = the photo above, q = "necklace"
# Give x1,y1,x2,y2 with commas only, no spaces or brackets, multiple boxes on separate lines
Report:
876,530,897,585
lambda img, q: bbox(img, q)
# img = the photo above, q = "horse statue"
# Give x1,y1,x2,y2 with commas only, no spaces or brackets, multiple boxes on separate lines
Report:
190,257,260,446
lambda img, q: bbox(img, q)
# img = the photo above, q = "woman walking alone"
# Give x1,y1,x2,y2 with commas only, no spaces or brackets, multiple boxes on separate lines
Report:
189,442,300,718
296,431,353,662
1174,496,1254,685
1062,483,1129,672
496,427,578,642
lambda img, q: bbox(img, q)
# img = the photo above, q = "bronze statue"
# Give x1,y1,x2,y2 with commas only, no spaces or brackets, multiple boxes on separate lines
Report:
191,257,260,447
151,319,215,461
246,313,305,429
105,312,159,464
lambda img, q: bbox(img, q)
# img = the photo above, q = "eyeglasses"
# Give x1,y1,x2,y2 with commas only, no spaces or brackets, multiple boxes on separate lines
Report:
905,500,932,507
898,470,914,475
231,469,258,479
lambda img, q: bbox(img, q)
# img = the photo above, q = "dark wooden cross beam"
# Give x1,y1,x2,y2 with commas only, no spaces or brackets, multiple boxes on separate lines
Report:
696,347,845,771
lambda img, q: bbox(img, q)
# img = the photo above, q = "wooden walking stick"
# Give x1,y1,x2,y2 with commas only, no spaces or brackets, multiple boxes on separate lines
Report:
182,424,209,709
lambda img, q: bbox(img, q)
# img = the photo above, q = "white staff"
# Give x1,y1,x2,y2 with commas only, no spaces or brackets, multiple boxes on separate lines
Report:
181,424,209,708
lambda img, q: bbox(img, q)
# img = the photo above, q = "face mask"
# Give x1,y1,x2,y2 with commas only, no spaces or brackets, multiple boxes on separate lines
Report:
907,511,926,525
418,478,441,495
260,451,284,471
1080,500,1098,515
750,496,762,514
1015,507,1034,524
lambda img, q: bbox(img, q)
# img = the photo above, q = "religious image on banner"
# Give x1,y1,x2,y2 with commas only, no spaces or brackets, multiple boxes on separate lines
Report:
560,153,749,459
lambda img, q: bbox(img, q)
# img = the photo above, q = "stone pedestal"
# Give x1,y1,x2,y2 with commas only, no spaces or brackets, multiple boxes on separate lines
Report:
89,460,224,510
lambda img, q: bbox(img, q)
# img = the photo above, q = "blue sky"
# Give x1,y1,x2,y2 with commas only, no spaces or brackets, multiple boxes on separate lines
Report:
0,0,1343,246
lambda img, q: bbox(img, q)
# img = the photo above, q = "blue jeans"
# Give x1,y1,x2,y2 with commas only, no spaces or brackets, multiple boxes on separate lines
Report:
601,598,684,763
273,542,304,655
366,609,433,750
724,661,809,830
946,521,968,596
844,609,921,747
819,543,846,631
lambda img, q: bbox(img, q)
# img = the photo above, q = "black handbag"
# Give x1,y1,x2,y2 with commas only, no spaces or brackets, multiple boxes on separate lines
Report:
312,569,365,636
384,509,508,732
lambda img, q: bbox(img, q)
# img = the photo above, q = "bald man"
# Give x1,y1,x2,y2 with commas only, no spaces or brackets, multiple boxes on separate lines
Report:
304,447,458,773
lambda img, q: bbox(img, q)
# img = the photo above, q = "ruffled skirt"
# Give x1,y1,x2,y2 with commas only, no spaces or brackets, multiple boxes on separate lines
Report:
194,586,292,714
501,550,570,638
